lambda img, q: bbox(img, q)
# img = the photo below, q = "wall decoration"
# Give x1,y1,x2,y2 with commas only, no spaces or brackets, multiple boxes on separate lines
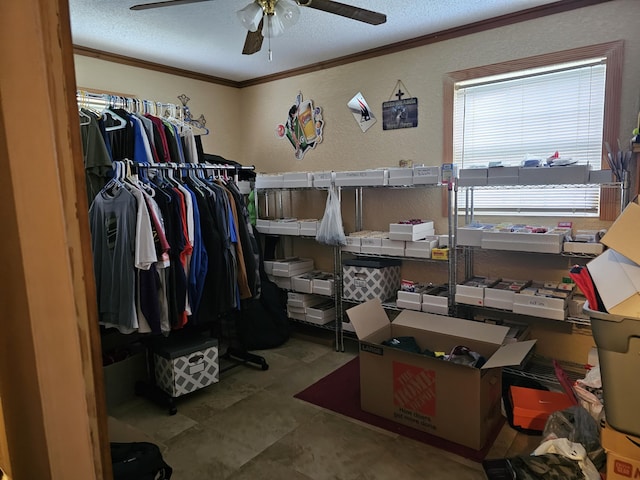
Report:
177,93,209,133
347,92,377,132
382,81,418,130
276,92,324,160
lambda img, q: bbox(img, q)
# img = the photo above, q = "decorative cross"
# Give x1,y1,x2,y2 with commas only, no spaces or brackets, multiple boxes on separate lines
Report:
395,88,405,101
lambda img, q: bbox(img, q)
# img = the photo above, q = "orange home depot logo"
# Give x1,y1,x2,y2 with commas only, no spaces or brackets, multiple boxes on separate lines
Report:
392,362,436,416
614,458,640,478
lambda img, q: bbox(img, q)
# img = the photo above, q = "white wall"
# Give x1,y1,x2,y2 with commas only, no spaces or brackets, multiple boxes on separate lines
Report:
239,0,640,175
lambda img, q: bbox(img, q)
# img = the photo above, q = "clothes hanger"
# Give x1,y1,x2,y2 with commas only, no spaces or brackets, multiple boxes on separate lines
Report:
78,109,91,126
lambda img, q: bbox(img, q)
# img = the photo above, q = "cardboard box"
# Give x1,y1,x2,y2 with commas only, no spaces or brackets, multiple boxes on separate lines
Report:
343,258,402,302
360,236,384,255
255,218,271,234
413,166,441,185
601,423,640,480
431,247,449,260
389,221,434,241
589,169,614,184
601,201,640,266
153,337,219,398
587,249,640,317
305,299,336,325
457,224,494,247
287,291,326,308
346,300,536,450
509,386,575,431
455,277,500,307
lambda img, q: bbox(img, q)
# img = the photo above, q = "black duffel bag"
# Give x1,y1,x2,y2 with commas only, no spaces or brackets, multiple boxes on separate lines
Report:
110,442,173,480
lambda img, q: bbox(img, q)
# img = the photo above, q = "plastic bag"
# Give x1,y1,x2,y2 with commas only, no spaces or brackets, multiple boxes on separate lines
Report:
542,405,605,471
315,185,346,246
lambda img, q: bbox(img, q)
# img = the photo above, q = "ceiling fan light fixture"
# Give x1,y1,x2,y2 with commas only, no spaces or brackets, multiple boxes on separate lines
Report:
264,0,300,38
237,2,264,32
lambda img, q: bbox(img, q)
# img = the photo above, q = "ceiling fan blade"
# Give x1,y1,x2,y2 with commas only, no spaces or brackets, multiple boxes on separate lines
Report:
130,0,212,11
299,0,386,25
242,19,264,55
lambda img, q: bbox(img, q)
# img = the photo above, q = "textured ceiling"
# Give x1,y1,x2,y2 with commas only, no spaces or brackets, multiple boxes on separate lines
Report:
69,0,560,83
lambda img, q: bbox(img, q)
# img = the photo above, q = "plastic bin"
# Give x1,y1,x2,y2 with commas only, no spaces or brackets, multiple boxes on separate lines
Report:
584,303,640,437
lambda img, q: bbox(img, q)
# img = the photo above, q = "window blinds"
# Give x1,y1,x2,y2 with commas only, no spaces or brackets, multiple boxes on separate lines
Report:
453,61,606,216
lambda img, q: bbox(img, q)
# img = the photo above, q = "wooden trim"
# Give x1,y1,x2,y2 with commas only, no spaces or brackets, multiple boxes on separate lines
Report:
73,45,240,88
73,0,611,88
0,0,106,478
442,40,624,220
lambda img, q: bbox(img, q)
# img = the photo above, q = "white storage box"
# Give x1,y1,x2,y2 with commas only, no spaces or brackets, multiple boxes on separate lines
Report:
387,168,414,186
484,279,531,310
519,164,589,185
312,272,335,297
455,277,500,307
291,271,321,293
360,236,384,255
342,235,362,253
298,219,318,237
381,238,405,256
405,237,438,258
413,166,441,185
305,300,337,325
153,336,219,398
269,275,292,290
458,168,488,186
481,229,565,254
487,166,520,185
283,172,313,188
271,258,314,277
457,224,494,247
269,218,299,236
388,221,434,241
343,257,402,302
287,291,326,308
255,218,271,234
312,171,334,188
421,285,450,315
334,170,389,187
287,305,306,321
513,285,569,320
563,242,604,255
255,174,284,189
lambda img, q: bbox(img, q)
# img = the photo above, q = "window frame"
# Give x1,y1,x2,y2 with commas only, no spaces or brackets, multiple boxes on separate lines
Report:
442,41,624,221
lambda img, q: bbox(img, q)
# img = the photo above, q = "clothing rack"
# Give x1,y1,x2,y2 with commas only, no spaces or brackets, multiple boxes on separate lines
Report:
77,89,209,134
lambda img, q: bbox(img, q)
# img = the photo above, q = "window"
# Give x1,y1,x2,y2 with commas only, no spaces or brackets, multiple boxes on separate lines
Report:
444,42,623,219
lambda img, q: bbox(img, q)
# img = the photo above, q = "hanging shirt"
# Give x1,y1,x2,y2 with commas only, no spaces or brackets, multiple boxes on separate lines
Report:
80,108,113,204
89,186,138,333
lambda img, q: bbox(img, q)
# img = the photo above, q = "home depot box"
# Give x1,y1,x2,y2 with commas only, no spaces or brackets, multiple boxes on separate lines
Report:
342,257,402,302
346,300,536,450
601,423,640,480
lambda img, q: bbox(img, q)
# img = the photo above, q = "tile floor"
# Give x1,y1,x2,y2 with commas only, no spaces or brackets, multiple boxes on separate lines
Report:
109,331,542,479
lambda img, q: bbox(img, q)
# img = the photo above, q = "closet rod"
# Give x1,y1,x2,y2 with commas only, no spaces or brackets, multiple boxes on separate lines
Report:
142,162,254,171
76,90,184,121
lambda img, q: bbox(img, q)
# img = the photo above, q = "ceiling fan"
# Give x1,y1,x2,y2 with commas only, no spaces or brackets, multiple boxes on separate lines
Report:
129,0,387,55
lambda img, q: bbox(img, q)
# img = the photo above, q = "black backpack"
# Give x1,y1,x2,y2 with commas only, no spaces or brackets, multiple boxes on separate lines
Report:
110,442,173,480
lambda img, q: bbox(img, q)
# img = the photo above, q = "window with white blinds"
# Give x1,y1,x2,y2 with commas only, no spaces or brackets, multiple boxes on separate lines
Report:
453,59,606,216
